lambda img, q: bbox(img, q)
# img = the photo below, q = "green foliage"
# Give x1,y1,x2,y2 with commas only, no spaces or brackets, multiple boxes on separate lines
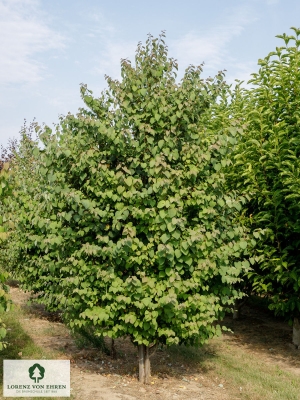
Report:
229,27,300,320
0,162,11,241
9,33,248,348
0,130,40,271
0,163,12,349
0,129,39,350
73,326,108,353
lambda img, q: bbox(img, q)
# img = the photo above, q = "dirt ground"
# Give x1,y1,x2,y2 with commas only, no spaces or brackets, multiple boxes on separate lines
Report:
6,286,300,400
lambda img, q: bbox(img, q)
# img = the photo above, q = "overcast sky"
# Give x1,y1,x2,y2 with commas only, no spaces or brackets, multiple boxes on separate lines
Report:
1,0,299,148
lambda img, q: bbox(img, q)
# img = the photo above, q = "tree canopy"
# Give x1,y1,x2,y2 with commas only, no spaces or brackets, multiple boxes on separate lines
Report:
4,33,249,381
228,27,300,344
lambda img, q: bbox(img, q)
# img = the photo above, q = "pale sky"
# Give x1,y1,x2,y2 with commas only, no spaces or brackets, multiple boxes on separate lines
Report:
1,0,299,148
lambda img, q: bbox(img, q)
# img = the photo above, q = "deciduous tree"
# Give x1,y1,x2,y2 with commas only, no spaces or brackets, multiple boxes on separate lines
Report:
11,33,248,381
229,27,300,346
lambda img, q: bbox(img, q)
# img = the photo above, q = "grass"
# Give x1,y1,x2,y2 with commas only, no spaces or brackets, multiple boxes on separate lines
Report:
167,340,300,400
214,343,300,400
0,303,72,400
1,291,300,400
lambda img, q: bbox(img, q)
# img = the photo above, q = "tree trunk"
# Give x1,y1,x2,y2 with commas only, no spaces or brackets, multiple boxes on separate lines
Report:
138,345,145,383
144,346,150,384
232,298,247,320
111,339,116,359
138,344,151,384
232,299,240,320
293,317,300,348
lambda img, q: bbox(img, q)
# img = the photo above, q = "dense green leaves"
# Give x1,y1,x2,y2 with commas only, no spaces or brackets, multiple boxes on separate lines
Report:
228,27,300,321
0,162,13,349
2,28,300,359
7,33,248,349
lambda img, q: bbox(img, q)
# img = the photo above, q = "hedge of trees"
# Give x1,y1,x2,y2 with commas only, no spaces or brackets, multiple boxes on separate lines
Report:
0,138,19,349
1,28,300,380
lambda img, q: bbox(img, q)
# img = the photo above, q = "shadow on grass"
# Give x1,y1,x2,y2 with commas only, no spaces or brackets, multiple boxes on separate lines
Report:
220,298,300,371
0,308,44,379
0,308,73,400
166,342,218,374
68,335,220,379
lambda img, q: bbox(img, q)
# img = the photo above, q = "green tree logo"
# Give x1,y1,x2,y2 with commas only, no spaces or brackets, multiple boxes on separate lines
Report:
28,363,45,383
